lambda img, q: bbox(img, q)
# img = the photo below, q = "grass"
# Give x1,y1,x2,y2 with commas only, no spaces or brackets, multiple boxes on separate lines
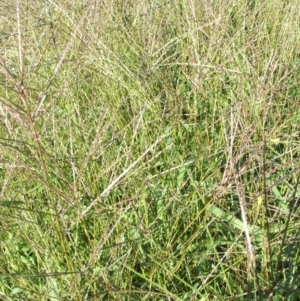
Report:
0,0,300,300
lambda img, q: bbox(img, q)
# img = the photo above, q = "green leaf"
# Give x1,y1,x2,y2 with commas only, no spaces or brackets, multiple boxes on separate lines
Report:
0,201,24,207
207,204,262,243
177,167,186,190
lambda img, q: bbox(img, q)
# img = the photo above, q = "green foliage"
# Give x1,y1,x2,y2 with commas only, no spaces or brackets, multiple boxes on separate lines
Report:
0,0,299,300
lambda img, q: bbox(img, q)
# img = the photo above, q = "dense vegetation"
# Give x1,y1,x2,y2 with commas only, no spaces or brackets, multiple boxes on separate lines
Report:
0,0,299,300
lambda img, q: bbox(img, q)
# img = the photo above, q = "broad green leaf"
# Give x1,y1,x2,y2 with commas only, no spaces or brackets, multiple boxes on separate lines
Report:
0,201,24,207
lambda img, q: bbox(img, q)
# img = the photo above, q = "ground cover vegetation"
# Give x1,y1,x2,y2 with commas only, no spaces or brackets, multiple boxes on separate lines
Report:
0,0,299,300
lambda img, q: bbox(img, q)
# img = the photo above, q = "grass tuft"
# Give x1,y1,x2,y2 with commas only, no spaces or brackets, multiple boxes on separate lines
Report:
0,0,300,300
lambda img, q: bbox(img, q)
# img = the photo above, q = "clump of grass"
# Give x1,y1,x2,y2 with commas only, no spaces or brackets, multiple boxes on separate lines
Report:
0,0,299,300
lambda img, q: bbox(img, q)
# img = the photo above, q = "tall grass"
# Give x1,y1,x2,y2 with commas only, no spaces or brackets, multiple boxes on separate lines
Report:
0,0,299,300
